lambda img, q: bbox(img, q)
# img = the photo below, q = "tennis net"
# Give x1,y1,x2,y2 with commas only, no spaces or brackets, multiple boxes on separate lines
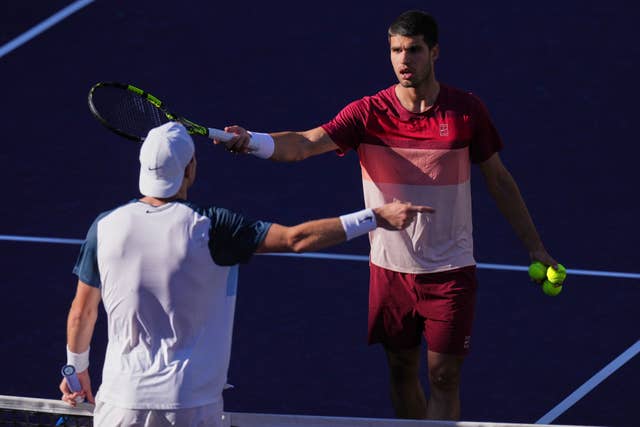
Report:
0,394,93,426
0,395,599,427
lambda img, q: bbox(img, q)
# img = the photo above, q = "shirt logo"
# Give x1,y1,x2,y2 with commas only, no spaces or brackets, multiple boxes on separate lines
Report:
439,123,449,137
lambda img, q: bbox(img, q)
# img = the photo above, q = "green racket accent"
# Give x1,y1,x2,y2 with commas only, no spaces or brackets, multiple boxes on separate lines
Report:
179,118,208,136
127,84,163,109
88,81,229,142
123,84,205,135
127,85,144,95
146,94,163,108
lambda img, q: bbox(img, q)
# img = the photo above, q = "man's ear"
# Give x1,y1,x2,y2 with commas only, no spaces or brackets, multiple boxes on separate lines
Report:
184,157,196,178
431,44,440,61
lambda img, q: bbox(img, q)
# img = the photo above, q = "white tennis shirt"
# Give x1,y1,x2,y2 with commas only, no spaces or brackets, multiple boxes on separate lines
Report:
73,200,271,409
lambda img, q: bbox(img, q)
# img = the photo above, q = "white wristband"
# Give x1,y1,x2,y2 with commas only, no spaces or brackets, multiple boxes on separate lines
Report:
339,208,377,241
247,132,275,159
66,345,90,373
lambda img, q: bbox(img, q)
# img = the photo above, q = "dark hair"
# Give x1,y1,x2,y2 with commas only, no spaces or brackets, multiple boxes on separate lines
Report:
388,10,438,49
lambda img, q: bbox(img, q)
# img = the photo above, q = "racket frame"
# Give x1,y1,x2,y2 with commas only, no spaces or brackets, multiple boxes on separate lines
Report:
88,82,232,142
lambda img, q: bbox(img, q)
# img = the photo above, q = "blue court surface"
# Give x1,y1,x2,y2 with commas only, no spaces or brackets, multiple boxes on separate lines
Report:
0,1,637,426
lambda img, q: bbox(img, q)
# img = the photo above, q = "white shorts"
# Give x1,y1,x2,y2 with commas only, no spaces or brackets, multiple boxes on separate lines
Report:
93,400,224,427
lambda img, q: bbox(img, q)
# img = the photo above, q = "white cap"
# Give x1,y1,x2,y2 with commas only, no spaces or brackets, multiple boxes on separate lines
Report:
139,122,195,198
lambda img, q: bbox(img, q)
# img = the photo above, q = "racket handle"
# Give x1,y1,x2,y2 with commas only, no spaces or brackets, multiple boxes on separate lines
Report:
207,127,235,142
207,128,259,151
61,365,85,403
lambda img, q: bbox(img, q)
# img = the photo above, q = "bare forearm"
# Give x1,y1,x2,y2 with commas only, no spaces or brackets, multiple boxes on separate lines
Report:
270,132,312,162
258,202,435,254
220,125,336,161
291,218,349,252
259,219,346,253
67,304,97,353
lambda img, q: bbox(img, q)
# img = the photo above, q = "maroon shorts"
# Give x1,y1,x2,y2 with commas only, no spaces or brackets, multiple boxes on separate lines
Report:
368,263,478,355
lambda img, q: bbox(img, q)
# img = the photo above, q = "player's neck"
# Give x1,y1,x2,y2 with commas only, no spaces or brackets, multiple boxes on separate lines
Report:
395,79,440,114
139,180,190,206
139,191,187,206
140,196,177,206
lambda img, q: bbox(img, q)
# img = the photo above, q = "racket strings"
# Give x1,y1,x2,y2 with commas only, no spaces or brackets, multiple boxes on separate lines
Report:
90,86,170,141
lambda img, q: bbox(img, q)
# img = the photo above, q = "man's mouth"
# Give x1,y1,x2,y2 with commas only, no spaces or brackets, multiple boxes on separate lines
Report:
399,69,413,79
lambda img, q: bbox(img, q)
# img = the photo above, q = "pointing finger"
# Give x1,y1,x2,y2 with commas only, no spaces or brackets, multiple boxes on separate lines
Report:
411,205,435,213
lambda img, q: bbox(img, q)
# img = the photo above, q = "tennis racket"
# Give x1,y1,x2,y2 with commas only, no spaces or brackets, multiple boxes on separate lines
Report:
88,82,255,148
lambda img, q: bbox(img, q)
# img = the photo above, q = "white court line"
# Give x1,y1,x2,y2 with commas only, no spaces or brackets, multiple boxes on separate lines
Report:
0,235,84,245
1,234,639,280
475,262,640,280
0,0,95,59
261,251,369,262
536,339,640,424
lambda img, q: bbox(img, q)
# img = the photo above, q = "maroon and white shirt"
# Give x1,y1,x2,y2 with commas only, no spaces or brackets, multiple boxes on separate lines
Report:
322,84,503,274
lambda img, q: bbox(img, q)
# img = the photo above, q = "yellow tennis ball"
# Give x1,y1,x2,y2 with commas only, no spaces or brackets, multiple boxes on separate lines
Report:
528,261,547,281
542,279,563,296
547,264,567,285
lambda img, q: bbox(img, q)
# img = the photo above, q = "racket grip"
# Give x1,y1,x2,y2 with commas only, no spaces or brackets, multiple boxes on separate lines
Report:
207,127,236,142
61,365,85,403
208,127,259,151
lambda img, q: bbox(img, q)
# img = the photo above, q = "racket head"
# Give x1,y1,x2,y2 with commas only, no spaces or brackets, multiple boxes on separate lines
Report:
88,82,208,142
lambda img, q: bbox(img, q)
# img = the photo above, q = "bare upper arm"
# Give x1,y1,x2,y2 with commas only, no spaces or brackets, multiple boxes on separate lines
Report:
72,280,101,311
478,152,508,183
300,127,339,155
478,152,523,200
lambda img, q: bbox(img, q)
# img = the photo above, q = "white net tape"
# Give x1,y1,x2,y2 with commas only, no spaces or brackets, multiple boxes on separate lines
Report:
0,395,600,427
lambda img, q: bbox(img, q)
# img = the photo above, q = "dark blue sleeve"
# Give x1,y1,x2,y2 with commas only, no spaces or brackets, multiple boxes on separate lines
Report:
203,206,272,266
72,216,102,288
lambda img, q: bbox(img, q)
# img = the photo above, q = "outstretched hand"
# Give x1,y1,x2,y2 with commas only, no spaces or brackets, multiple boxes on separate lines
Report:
374,201,435,230
213,125,253,154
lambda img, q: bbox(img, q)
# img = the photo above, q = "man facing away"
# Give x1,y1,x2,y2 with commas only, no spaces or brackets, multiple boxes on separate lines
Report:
59,121,432,426
217,9,557,421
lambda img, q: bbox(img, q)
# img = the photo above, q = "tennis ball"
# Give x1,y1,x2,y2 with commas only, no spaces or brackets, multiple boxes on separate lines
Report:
542,279,563,296
528,261,547,281
547,264,567,285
